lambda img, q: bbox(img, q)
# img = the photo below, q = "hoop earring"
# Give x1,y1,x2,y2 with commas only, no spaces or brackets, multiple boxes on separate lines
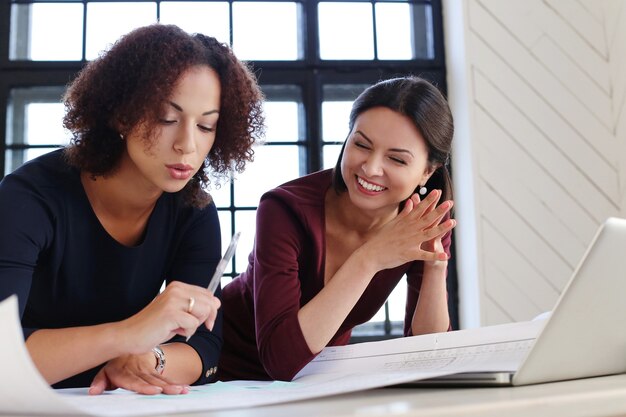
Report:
418,186,427,196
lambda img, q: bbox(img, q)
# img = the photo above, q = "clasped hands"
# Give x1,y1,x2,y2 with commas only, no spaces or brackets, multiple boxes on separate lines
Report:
363,189,456,271
89,281,221,395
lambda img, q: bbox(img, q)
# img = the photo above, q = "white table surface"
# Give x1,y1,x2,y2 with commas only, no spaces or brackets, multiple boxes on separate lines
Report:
165,374,626,417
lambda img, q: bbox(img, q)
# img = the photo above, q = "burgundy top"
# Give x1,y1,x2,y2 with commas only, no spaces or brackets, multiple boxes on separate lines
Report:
218,169,451,381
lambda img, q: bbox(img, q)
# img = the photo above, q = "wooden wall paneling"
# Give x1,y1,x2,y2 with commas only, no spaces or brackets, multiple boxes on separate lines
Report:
476,114,588,265
544,0,607,55
471,0,617,168
470,32,619,217
483,296,513,324
532,36,612,127
483,260,541,322
482,220,560,313
473,70,599,242
580,0,607,23
530,1,611,91
477,174,573,287
446,0,626,326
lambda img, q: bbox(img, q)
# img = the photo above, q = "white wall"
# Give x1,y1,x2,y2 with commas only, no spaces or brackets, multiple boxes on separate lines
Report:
444,0,626,328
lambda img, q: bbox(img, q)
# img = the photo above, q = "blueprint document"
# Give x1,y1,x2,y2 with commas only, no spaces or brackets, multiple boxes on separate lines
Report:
0,295,544,416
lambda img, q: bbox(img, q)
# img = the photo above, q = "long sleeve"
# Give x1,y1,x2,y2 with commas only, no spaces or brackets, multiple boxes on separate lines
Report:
0,173,54,333
252,196,316,381
166,202,223,385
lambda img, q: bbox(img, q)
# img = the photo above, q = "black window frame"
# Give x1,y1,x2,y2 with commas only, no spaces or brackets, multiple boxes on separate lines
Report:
0,0,458,338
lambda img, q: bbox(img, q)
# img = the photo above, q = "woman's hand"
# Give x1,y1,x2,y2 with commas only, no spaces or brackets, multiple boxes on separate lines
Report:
360,190,456,272
116,281,221,356
88,350,189,395
417,192,453,270
421,228,449,270
88,281,220,395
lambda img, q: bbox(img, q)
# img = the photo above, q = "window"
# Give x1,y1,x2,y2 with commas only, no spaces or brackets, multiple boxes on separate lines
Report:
0,0,456,338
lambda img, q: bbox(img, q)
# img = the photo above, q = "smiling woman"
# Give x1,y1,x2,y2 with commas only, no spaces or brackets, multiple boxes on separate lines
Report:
218,76,455,382
0,24,264,394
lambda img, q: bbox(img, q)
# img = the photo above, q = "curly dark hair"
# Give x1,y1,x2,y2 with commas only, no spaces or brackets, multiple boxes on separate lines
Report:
332,76,454,202
63,24,265,208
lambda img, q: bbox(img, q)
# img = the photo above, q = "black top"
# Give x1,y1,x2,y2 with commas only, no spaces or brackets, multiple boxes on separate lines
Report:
0,150,223,388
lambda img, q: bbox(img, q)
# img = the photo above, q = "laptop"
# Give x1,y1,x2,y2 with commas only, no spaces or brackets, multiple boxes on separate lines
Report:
414,216,626,386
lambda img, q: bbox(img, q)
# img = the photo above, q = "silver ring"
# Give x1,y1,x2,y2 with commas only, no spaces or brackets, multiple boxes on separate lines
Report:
187,296,195,314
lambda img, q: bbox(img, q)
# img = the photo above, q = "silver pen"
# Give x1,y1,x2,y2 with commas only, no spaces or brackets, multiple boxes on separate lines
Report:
207,231,241,294
186,232,240,342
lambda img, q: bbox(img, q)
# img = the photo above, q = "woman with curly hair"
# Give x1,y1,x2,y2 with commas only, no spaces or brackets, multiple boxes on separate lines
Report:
0,24,264,394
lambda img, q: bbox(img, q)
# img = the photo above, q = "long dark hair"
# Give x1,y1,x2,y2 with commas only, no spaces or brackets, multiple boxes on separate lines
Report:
332,76,453,201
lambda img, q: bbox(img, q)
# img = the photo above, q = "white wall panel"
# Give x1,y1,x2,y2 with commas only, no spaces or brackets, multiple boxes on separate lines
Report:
446,0,626,326
481,222,560,312
469,30,619,210
530,1,611,91
473,70,606,237
532,37,612,128
544,0,607,56
470,0,617,168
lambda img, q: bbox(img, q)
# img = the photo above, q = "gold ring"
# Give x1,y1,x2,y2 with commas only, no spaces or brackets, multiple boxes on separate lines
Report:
187,296,195,314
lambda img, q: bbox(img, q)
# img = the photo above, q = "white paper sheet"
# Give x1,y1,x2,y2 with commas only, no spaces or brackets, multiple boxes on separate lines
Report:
295,319,545,378
0,296,83,415
0,296,453,417
0,295,544,417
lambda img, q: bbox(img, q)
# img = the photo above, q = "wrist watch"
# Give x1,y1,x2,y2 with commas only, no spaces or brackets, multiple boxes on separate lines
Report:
152,346,166,374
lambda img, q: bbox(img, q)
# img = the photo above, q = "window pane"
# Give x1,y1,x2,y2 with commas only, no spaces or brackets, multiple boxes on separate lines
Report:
7,87,70,146
233,145,301,206
233,2,301,60
208,178,232,208
264,102,301,143
371,302,387,322
322,144,341,170
160,2,230,44
217,210,234,288
375,2,413,60
10,3,84,61
321,84,369,169
5,148,62,175
321,101,352,142
318,2,374,60
388,277,408,322
86,2,157,60
25,103,70,145
234,210,256,273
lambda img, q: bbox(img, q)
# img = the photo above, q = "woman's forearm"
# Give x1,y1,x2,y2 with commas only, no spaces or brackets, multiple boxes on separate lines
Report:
297,248,377,353
26,322,125,385
411,262,450,335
